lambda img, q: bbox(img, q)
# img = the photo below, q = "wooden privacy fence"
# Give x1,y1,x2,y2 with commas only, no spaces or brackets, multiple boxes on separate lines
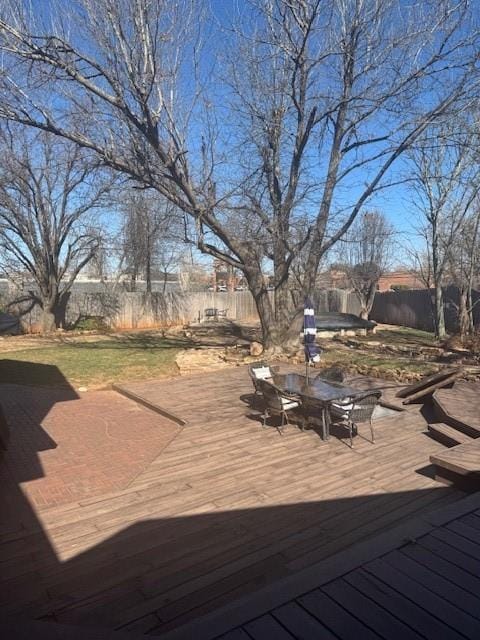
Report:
11,290,261,332
7,287,363,332
370,286,480,333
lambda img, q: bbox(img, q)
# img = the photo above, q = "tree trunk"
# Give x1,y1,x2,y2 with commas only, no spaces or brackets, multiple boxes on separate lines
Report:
130,272,137,292
39,300,57,333
162,271,168,295
458,286,469,340
247,270,304,354
145,244,152,294
467,287,475,334
434,283,446,339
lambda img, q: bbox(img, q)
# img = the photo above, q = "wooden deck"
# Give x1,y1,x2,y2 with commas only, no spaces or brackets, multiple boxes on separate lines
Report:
164,493,480,640
0,366,467,635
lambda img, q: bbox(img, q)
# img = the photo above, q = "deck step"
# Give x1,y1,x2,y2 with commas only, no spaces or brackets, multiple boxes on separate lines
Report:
432,388,480,438
430,439,480,490
428,423,475,448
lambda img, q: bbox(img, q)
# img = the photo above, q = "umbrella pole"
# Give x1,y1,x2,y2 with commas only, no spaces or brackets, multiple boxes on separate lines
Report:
304,313,309,383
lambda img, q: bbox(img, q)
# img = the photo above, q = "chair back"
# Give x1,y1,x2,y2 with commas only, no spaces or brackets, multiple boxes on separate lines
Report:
248,361,281,389
349,390,382,424
257,378,299,411
302,396,327,415
300,395,327,427
256,378,283,410
315,367,344,383
249,361,270,377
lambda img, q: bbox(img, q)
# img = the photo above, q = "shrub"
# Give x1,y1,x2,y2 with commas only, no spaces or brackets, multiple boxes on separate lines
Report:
74,315,110,332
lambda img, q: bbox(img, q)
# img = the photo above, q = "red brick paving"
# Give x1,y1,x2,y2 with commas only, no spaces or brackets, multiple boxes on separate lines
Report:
0,384,181,510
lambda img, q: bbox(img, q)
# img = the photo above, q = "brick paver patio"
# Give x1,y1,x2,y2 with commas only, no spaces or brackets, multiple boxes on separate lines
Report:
0,384,181,510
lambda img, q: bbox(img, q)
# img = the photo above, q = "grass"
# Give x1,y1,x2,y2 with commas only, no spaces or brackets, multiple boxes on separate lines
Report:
320,325,440,380
362,326,438,346
0,323,443,388
321,349,436,378
0,334,189,388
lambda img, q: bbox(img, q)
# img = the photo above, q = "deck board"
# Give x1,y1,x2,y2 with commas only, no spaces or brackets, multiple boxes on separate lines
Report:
0,365,468,634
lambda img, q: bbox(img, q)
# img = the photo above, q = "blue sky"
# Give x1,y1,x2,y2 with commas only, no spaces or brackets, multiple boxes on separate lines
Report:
22,0,447,272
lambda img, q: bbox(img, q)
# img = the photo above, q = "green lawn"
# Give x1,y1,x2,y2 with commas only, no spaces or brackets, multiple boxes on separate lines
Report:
321,349,436,378
320,325,440,380
0,334,188,387
361,326,437,345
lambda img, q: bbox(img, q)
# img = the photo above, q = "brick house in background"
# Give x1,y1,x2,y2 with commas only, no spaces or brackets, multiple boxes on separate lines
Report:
377,270,425,291
316,268,425,292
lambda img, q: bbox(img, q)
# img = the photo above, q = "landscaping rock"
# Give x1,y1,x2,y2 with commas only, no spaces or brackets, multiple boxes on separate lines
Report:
175,348,233,375
250,341,264,357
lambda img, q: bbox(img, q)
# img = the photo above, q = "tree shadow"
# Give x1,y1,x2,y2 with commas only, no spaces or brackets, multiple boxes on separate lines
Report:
55,332,194,352
0,359,76,387
0,361,78,633
0,361,463,638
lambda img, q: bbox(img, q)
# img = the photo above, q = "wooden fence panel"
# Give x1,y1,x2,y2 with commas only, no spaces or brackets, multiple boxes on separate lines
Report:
0,285,387,332
370,289,434,331
371,286,480,333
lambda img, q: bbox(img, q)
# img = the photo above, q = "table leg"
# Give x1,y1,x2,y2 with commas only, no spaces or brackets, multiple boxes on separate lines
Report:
321,408,327,441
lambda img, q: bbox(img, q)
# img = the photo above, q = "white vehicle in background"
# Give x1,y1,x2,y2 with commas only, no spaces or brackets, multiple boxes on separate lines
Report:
217,285,227,292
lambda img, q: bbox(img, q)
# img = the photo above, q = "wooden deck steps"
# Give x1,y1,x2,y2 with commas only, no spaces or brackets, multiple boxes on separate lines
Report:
432,383,480,438
430,439,480,490
425,381,480,488
428,423,475,448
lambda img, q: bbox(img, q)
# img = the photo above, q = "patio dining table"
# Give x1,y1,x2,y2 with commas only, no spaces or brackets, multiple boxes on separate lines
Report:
273,372,363,441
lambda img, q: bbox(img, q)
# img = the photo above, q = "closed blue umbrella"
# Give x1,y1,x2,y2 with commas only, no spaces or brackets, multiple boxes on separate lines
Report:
304,297,321,381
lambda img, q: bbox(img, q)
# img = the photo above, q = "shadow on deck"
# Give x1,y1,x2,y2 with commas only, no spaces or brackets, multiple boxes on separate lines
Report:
0,362,471,637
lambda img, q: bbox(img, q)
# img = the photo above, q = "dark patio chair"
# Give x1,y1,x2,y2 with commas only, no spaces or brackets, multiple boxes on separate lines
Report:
329,390,382,448
248,361,279,395
299,396,329,438
314,366,345,383
256,378,300,434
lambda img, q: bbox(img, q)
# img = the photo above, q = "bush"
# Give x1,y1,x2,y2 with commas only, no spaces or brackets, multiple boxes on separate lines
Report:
390,284,410,291
73,315,110,332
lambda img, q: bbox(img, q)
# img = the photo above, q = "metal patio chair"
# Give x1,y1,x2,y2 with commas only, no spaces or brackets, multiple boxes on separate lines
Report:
256,378,300,435
299,395,330,440
248,361,279,395
329,390,382,447
314,366,345,383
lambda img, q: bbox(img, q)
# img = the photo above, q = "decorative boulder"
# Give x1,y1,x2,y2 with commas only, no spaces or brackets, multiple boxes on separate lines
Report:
250,341,264,357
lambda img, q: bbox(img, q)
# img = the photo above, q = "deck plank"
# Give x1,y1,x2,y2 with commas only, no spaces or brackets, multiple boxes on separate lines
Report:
363,558,480,638
272,601,337,640
383,550,480,622
242,614,296,639
298,589,381,640
324,575,426,640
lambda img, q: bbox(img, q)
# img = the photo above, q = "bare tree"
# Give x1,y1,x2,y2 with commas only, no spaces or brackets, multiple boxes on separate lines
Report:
409,121,480,338
336,211,394,319
120,191,183,292
446,203,480,337
0,1,478,349
0,127,113,332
